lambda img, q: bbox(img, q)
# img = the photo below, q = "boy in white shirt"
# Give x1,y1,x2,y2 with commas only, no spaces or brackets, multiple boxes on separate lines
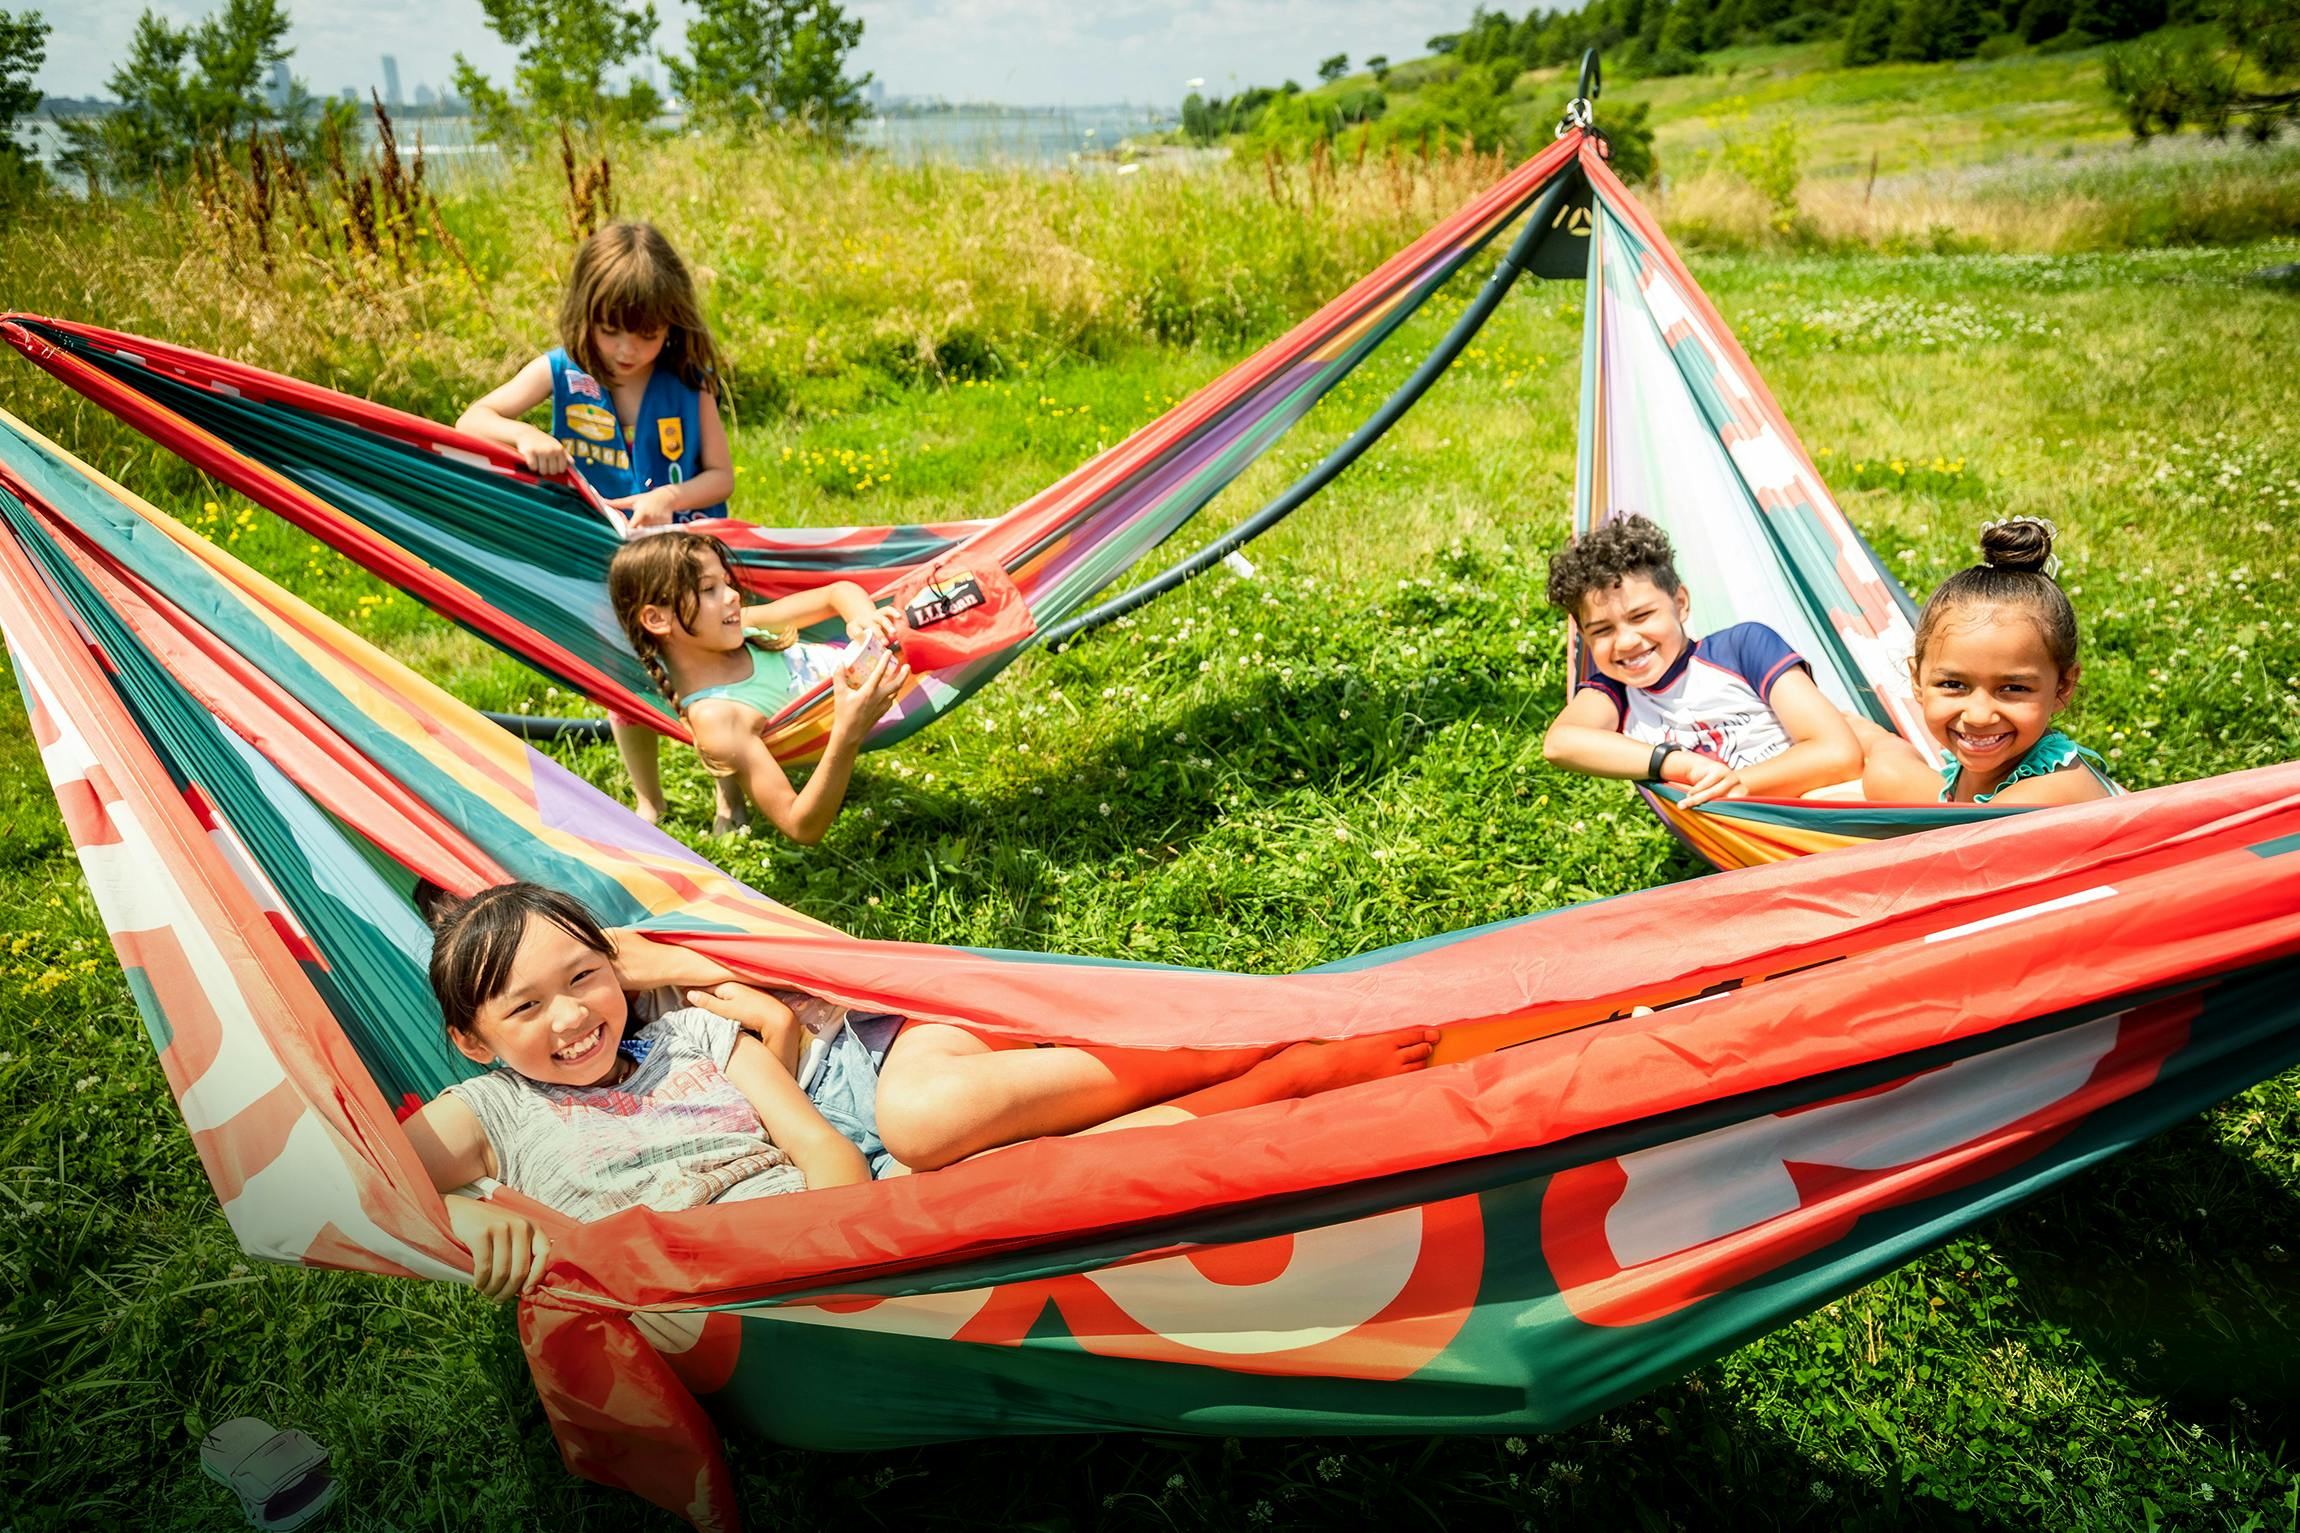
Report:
1541,515,1860,805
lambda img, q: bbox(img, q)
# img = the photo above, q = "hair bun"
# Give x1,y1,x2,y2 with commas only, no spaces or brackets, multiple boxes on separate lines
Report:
1979,517,2055,575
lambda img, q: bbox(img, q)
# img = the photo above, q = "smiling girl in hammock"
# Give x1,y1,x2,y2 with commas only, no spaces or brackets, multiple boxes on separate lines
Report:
409,882,1440,1295
1848,518,2113,807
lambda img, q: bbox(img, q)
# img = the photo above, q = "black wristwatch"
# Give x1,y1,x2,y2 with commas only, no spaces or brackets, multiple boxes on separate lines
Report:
1646,742,1680,782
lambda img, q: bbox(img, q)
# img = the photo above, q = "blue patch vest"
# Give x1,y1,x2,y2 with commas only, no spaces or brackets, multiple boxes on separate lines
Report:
547,348,726,520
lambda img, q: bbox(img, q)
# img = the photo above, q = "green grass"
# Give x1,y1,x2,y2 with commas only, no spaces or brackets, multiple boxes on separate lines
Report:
1290,32,2300,253
1601,38,2145,177
1,141,2299,1531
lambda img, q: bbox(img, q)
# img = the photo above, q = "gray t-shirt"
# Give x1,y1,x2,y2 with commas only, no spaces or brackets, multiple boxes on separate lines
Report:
444,1007,804,1221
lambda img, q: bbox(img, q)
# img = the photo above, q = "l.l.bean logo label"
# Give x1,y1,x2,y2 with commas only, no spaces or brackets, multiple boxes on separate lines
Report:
564,402,618,443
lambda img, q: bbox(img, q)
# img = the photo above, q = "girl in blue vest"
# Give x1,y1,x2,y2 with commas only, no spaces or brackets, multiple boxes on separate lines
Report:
458,221,739,824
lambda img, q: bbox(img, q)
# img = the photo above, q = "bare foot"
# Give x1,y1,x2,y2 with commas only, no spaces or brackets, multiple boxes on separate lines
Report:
633,797,665,827
1252,1027,1440,1100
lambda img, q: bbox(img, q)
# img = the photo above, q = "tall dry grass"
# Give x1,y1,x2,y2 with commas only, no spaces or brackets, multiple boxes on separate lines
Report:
1660,135,2300,254
0,135,1525,425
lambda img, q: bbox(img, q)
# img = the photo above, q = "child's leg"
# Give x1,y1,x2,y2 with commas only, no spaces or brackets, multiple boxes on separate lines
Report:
612,718,668,825
876,1025,1267,1171
1070,1029,1440,1138
711,775,751,837
874,1024,1436,1171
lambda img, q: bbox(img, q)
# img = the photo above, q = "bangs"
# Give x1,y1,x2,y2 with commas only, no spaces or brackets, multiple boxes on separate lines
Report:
585,256,680,335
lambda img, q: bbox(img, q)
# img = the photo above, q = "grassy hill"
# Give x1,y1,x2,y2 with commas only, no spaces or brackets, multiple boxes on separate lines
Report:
1237,30,2297,251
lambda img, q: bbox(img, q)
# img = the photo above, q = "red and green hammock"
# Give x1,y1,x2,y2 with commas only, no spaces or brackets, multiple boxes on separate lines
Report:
7,392,2300,1530
1,134,1588,765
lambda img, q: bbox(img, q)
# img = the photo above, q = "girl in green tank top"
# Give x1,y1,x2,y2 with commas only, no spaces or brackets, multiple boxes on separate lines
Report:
609,532,909,843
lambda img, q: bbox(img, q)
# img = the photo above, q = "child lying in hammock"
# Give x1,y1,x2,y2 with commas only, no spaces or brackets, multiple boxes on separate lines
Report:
408,882,1439,1297
1541,515,1862,805
608,530,908,841
1849,518,2113,807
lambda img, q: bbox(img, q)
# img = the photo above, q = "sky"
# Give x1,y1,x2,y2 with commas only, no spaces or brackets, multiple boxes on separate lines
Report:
37,0,1478,106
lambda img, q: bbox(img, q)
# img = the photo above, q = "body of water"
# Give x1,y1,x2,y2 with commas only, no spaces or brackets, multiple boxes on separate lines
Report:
28,104,1179,179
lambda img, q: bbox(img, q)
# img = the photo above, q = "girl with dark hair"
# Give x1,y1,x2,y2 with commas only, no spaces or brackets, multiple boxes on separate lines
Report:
402,883,871,1299
1852,518,2113,806
409,884,1442,1295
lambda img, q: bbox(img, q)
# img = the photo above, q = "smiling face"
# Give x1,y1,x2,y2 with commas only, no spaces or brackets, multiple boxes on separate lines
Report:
641,552,746,657
1576,574,1693,691
1917,610,2078,792
590,320,669,385
450,913,631,1088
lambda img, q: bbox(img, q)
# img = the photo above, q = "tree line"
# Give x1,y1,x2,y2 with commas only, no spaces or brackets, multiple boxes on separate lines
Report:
1175,0,2289,165
0,0,873,198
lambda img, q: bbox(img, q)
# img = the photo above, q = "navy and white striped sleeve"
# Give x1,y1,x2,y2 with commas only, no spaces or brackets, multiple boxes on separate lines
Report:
1705,623,1810,704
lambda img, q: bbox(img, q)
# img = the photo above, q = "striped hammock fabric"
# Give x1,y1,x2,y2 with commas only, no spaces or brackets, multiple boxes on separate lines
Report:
1565,145,2068,868
8,375,2300,1533
2,136,1584,764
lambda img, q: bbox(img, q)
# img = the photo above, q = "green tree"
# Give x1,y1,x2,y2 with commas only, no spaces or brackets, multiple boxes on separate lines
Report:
771,3,870,134
1180,91,1213,143
2069,0,2167,39
669,0,869,137
454,0,660,143
0,8,44,198
1934,0,1997,55
1318,52,1350,84
1366,53,1392,80
1654,0,1712,68
55,0,342,187
2018,0,2073,40
1843,0,1901,60
1634,0,1671,60
1888,0,1938,60
2108,0,2298,140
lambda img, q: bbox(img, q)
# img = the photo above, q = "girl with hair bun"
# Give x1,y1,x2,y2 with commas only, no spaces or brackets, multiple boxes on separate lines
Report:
1853,518,2114,806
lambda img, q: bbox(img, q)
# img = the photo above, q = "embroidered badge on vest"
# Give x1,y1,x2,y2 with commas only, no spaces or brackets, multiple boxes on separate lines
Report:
656,416,685,461
565,370,605,401
564,402,617,442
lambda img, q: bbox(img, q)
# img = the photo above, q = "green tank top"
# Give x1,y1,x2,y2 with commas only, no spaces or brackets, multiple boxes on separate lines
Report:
679,630,838,719
1938,728,2113,804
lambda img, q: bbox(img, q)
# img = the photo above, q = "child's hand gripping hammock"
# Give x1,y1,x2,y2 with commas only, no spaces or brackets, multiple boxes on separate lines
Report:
6,403,2300,1530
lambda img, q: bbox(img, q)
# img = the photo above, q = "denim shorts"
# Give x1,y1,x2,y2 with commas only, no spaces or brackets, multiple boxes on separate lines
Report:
805,1013,902,1178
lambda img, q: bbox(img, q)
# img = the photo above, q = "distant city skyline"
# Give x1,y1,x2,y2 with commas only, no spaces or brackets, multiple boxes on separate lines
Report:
37,1,1475,107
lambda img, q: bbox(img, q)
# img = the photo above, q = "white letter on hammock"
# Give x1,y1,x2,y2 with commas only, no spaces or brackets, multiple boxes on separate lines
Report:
1083,1206,1425,1355
1602,1015,2121,1268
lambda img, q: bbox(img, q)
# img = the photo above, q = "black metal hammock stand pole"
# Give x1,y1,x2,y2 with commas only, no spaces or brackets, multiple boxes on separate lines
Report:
483,709,615,742
1035,146,1589,654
